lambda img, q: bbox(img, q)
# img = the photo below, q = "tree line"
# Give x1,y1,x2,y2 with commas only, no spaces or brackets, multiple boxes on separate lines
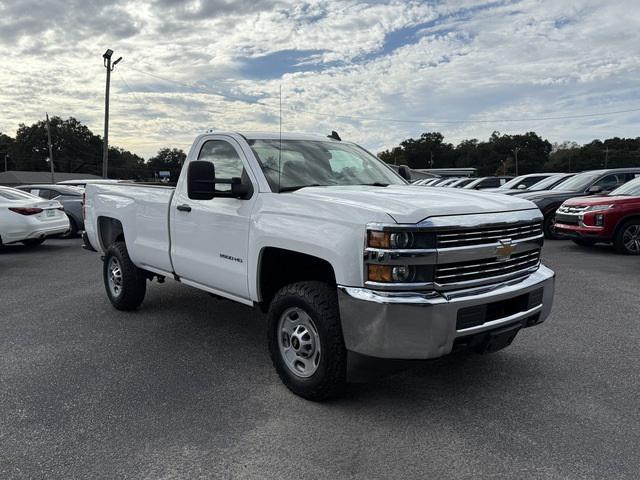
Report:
378,131,640,176
2,117,639,181
0,116,185,181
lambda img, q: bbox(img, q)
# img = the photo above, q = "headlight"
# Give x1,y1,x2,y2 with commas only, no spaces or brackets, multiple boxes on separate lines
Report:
367,229,434,249
585,204,614,212
367,264,433,283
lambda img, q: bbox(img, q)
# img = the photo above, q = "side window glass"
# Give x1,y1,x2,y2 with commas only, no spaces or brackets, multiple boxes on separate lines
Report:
198,140,246,193
29,189,41,197
593,174,619,190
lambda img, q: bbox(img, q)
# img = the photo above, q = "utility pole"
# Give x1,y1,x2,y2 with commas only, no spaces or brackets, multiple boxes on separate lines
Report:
604,146,609,168
102,49,122,179
4,154,8,172
513,147,520,176
45,113,54,183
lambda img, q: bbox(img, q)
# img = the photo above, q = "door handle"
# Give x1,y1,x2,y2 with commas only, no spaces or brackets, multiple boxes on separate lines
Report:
176,204,192,212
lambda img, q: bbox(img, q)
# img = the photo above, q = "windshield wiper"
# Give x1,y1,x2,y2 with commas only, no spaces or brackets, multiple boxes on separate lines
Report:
279,184,329,193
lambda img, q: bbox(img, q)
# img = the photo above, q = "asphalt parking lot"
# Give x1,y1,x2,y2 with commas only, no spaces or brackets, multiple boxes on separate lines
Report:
1,238,639,479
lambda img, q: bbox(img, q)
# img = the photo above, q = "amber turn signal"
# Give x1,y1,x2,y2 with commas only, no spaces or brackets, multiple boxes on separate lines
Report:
368,264,393,282
368,231,390,248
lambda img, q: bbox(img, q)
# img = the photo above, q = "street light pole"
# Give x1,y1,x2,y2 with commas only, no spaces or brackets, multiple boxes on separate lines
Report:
513,147,520,176
102,49,122,179
45,113,54,183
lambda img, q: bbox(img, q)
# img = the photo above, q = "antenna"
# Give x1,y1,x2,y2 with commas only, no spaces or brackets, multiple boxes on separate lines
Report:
278,83,282,192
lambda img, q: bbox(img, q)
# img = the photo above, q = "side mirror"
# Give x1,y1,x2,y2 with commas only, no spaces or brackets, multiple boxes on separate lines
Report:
517,184,527,189
398,165,411,181
187,161,216,200
587,185,603,194
230,177,252,198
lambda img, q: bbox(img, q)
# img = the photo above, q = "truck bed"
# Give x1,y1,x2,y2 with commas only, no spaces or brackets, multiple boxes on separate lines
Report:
84,183,176,274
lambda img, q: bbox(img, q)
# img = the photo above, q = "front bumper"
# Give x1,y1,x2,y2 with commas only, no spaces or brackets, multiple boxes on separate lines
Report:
337,265,555,360
555,223,610,241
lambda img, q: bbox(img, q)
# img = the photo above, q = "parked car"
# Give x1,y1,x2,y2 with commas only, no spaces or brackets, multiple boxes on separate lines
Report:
83,131,555,401
434,177,462,187
499,173,575,196
517,168,640,239
17,184,84,237
555,177,640,254
463,176,513,190
482,173,559,192
448,178,475,188
57,179,128,190
0,186,69,247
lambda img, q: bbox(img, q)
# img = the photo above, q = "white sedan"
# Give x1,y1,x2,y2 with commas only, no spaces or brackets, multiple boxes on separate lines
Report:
0,186,70,247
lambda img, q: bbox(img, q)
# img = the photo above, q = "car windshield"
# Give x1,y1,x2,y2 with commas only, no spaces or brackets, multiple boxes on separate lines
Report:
610,177,640,196
248,139,405,192
551,172,601,191
529,175,568,191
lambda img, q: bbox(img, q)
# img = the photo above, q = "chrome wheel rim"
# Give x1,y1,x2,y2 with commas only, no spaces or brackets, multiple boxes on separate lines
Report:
108,257,123,297
622,224,640,253
278,307,321,378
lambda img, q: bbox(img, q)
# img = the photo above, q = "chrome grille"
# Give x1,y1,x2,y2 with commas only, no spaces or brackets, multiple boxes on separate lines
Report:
435,250,541,288
436,221,542,248
557,205,588,214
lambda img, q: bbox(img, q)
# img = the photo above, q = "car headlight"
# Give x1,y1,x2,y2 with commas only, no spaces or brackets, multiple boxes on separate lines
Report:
367,230,434,249
585,204,614,212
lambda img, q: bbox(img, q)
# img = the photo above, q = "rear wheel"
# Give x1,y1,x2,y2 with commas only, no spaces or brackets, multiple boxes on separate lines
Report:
59,216,78,239
22,238,45,248
268,281,347,401
614,220,640,255
103,241,147,310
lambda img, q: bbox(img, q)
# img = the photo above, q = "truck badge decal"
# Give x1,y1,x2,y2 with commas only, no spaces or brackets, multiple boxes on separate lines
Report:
496,239,515,261
220,253,243,263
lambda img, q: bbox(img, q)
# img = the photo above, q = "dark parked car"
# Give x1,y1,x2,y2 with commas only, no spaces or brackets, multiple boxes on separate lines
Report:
500,173,575,196
17,184,84,237
555,177,640,254
517,168,640,239
463,176,513,190
481,173,559,192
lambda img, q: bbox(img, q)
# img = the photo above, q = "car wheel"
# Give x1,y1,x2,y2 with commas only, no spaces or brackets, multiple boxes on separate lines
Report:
268,281,347,401
103,241,147,310
22,238,46,248
614,220,640,255
59,216,78,239
572,239,595,247
543,214,562,240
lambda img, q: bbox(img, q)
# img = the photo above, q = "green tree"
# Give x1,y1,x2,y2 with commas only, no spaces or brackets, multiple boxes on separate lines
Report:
147,148,186,182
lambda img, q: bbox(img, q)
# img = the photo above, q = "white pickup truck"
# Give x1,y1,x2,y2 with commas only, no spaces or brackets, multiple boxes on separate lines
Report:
83,131,555,400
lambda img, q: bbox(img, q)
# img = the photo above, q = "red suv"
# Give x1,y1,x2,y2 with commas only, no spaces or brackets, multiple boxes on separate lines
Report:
555,177,640,254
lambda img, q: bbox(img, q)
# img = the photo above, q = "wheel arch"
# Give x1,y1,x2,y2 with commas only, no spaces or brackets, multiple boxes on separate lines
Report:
256,247,337,311
97,216,125,251
613,214,640,239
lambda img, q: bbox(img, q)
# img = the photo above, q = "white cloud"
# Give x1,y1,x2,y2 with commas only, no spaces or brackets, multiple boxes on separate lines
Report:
0,0,639,158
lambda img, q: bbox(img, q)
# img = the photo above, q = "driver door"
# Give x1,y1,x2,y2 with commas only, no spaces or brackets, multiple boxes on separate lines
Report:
170,136,256,302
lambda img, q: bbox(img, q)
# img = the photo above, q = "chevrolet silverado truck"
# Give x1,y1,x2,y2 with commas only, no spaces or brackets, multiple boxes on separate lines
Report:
83,131,555,400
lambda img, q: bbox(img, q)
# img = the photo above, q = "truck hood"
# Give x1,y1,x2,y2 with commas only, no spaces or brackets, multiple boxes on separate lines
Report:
292,185,537,224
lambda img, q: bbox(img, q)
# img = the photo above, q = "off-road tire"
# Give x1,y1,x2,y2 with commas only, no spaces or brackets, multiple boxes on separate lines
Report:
103,241,147,310
22,238,46,248
614,220,640,255
267,281,347,401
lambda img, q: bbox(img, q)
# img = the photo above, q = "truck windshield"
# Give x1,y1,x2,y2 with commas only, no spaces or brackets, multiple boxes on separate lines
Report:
248,139,405,192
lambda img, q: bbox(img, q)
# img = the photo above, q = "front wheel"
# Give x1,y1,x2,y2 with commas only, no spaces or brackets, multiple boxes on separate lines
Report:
103,241,147,310
614,220,640,255
268,281,347,401
543,214,562,240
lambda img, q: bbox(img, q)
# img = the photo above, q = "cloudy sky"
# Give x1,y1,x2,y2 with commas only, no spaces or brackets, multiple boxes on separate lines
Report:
0,0,639,158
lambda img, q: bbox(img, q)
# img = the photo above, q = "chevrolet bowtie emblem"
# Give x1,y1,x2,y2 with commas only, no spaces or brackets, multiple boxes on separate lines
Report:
496,238,515,261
